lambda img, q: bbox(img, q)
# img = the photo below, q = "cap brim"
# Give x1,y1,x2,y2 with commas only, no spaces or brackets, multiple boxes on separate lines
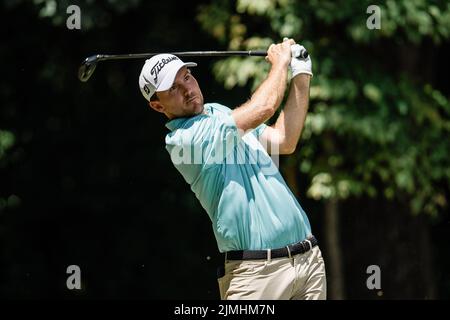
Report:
156,62,197,92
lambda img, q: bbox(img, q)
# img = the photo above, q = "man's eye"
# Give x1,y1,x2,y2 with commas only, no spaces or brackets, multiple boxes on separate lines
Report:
170,85,177,92
184,75,191,81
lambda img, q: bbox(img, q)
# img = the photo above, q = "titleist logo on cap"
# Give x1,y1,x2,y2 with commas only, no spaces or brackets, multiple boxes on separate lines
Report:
151,56,179,83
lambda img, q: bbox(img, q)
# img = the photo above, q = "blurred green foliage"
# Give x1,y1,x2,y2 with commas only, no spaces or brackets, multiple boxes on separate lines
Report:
0,0,224,299
0,0,449,299
198,0,450,216
0,130,18,211
0,130,15,161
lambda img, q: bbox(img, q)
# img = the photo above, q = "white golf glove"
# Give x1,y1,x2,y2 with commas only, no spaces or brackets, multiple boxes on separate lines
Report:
289,43,313,78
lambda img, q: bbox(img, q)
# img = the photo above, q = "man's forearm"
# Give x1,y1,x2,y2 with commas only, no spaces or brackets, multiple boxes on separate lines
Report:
232,65,288,132
273,74,311,152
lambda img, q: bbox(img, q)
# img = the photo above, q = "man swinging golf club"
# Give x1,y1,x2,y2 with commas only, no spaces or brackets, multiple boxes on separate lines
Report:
139,38,326,300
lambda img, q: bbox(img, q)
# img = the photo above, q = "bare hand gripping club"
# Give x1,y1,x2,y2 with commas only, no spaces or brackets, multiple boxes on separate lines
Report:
78,49,309,82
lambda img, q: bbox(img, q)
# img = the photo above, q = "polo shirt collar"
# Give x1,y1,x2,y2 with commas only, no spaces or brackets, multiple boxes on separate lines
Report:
165,117,185,131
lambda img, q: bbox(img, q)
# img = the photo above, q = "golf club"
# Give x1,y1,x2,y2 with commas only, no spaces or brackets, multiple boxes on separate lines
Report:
78,49,309,82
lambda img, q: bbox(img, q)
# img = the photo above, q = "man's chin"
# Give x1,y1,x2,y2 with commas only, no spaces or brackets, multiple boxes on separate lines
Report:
193,103,204,115
197,103,205,114
181,101,204,117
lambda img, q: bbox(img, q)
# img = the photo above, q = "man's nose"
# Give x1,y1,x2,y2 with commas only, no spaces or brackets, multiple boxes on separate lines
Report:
182,85,193,97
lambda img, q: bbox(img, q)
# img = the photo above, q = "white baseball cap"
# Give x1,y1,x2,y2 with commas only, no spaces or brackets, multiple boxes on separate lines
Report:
139,54,197,101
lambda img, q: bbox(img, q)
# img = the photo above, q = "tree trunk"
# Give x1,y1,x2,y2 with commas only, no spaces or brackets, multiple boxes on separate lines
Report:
324,197,346,299
398,44,437,299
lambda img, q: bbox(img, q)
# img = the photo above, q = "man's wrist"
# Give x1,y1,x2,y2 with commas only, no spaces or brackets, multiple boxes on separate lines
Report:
271,62,289,71
269,64,289,79
292,70,313,78
292,73,311,84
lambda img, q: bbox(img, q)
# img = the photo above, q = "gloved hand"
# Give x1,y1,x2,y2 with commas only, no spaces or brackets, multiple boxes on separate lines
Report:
284,38,313,78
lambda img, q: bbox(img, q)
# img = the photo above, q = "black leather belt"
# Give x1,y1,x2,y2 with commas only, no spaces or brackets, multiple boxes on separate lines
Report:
226,236,318,260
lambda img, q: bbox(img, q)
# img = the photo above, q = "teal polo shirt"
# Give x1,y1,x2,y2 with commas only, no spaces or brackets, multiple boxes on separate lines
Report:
165,103,312,252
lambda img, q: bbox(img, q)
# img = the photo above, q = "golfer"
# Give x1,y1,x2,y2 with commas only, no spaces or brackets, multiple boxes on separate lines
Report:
139,38,326,300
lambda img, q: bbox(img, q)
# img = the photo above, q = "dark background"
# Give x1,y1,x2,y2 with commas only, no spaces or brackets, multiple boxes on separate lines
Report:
1,0,449,299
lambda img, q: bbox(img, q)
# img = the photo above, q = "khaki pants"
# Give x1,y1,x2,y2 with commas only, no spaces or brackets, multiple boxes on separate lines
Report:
218,246,326,300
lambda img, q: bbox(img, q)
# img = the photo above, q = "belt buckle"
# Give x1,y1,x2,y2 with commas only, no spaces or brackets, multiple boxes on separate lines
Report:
286,245,292,259
300,241,306,253
304,239,312,252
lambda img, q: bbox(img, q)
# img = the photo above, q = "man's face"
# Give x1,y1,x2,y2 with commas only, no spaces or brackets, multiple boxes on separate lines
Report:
150,67,204,119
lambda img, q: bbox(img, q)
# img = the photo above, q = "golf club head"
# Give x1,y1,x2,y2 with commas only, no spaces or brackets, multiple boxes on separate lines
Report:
78,55,99,82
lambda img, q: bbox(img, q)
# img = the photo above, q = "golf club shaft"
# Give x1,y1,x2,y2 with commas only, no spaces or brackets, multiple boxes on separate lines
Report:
89,49,309,62
93,51,267,62
78,49,309,82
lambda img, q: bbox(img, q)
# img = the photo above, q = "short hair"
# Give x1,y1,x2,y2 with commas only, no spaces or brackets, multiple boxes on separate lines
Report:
150,93,159,102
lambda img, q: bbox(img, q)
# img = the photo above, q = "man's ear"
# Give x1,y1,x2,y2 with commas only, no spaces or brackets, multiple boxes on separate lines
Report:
149,100,164,113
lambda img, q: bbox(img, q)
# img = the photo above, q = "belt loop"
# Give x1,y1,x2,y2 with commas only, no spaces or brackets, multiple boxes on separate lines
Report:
225,252,228,263
286,245,292,259
305,239,312,252
267,249,271,263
